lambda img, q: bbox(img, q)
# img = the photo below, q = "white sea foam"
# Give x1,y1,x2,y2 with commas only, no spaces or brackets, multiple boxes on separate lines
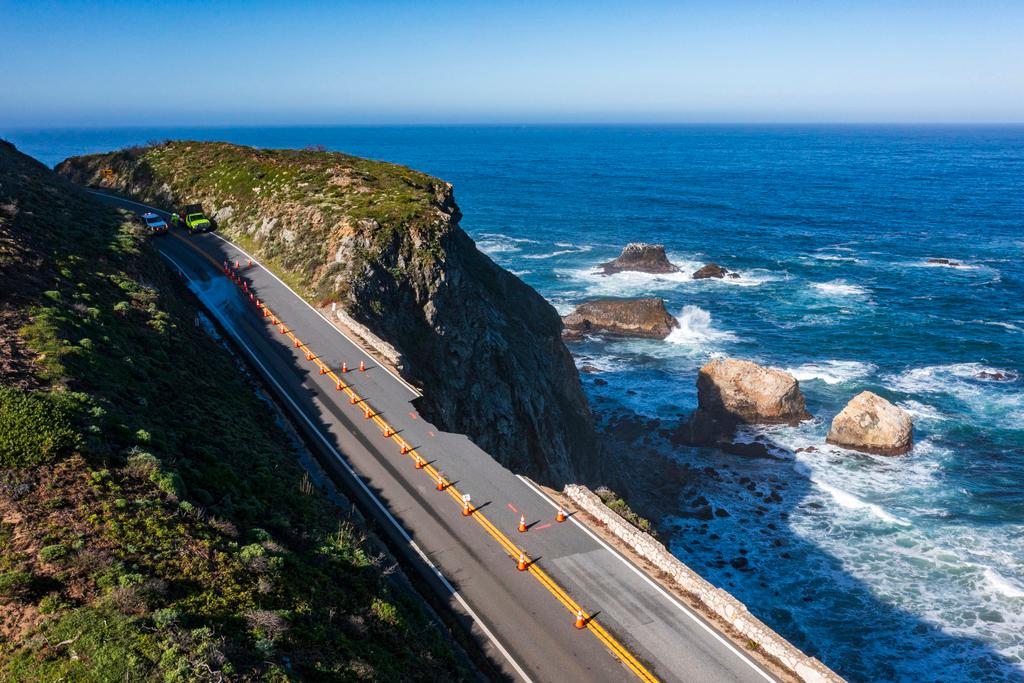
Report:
521,245,592,259
475,232,543,256
713,268,782,287
811,280,870,297
898,400,948,422
973,320,1024,334
813,479,913,527
557,265,697,296
983,567,1024,599
665,305,738,347
807,253,863,264
785,360,875,385
887,363,1020,395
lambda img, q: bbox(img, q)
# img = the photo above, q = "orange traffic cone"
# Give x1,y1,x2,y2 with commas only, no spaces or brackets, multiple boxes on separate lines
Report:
306,348,314,360
279,323,286,333
462,497,472,516
556,507,567,523
363,406,372,419
342,362,348,373
319,365,327,375
517,552,527,571
359,360,366,372
400,444,409,454
436,473,446,491
414,455,424,469
243,281,248,292
350,395,358,405
575,609,586,629
336,379,343,390
294,338,302,348
518,514,527,533
247,259,252,268
383,426,392,438
234,260,240,269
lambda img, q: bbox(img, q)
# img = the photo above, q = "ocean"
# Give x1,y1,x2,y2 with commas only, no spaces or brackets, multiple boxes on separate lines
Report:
9,124,1024,682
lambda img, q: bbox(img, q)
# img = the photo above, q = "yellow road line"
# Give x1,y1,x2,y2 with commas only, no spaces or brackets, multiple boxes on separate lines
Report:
198,241,658,683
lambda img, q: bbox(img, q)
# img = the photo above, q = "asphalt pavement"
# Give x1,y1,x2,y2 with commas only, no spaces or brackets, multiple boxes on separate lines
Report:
92,190,778,683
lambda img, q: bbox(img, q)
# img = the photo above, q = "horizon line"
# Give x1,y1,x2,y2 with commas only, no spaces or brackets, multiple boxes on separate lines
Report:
5,121,1024,133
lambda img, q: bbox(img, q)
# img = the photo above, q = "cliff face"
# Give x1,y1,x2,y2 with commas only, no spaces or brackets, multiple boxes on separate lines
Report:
57,141,598,484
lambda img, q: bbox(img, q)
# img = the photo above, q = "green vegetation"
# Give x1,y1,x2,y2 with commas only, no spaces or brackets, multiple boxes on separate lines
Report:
57,140,457,306
594,486,657,537
1,140,464,679
0,388,82,467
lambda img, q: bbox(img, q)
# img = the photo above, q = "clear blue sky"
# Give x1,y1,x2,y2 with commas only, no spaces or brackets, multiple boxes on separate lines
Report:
2,0,1022,127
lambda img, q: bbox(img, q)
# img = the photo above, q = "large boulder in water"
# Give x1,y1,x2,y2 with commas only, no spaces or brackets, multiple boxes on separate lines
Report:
827,391,913,455
600,243,679,275
697,359,810,424
677,359,810,445
562,298,678,339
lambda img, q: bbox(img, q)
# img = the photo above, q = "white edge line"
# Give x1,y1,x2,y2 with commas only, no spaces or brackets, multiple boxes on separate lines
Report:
160,248,532,683
516,475,776,683
87,190,421,397
202,230,423,398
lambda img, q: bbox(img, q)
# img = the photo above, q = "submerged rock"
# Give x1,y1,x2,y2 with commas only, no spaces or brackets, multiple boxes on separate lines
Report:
692,263,729,279
827,390,913,455
977,370,1009,381
676,359,809,444
927,258,962,267
600,243,679,275
562,297,679,339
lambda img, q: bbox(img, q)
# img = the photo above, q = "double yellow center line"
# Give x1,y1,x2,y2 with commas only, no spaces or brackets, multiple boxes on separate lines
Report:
192,236,658,682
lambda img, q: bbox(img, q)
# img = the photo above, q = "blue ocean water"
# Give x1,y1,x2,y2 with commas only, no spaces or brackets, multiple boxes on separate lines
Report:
9,125,1024,681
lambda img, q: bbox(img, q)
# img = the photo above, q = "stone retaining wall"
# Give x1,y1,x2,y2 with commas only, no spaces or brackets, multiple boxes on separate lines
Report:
331,306,404,370
564,484,844,683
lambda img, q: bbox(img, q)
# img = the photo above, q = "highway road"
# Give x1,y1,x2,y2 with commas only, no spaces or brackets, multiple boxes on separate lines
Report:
94,190,778,683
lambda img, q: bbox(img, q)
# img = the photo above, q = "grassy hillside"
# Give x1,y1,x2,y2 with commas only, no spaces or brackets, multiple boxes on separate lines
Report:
57,141,457,304
0,140,464,680
57,141,600,485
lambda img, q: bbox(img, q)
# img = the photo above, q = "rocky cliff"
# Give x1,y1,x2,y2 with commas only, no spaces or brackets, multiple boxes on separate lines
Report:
57,141,598,484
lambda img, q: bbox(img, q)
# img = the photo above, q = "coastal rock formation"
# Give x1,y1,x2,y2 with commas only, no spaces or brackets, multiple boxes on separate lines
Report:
57,141,599,484
692,263,728,279
600,243,679,275
826,391,913,455
562,298,679,339
677,359,809,444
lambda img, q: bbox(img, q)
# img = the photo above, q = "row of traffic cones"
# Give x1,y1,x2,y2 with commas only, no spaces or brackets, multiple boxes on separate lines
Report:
223,261,592,633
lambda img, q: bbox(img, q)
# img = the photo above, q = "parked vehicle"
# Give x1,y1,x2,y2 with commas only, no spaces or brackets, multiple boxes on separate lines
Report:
140,211,168,235
181,204,212,233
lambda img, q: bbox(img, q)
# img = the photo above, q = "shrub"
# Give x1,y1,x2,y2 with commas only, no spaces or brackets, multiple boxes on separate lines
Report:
152,607,180,629
0,570,33,599
38,593,71,614
38,544,69,563
124,450,159,479
0,388,82,467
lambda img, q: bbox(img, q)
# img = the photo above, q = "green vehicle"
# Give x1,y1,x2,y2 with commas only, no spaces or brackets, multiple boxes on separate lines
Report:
181,204,212,233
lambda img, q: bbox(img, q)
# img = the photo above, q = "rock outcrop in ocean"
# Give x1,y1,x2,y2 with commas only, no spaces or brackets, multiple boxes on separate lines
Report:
692,263,732,279
678,359,810,445
827,390,913,455
562,298,679,339
600,243,679,275
57,141,599,484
